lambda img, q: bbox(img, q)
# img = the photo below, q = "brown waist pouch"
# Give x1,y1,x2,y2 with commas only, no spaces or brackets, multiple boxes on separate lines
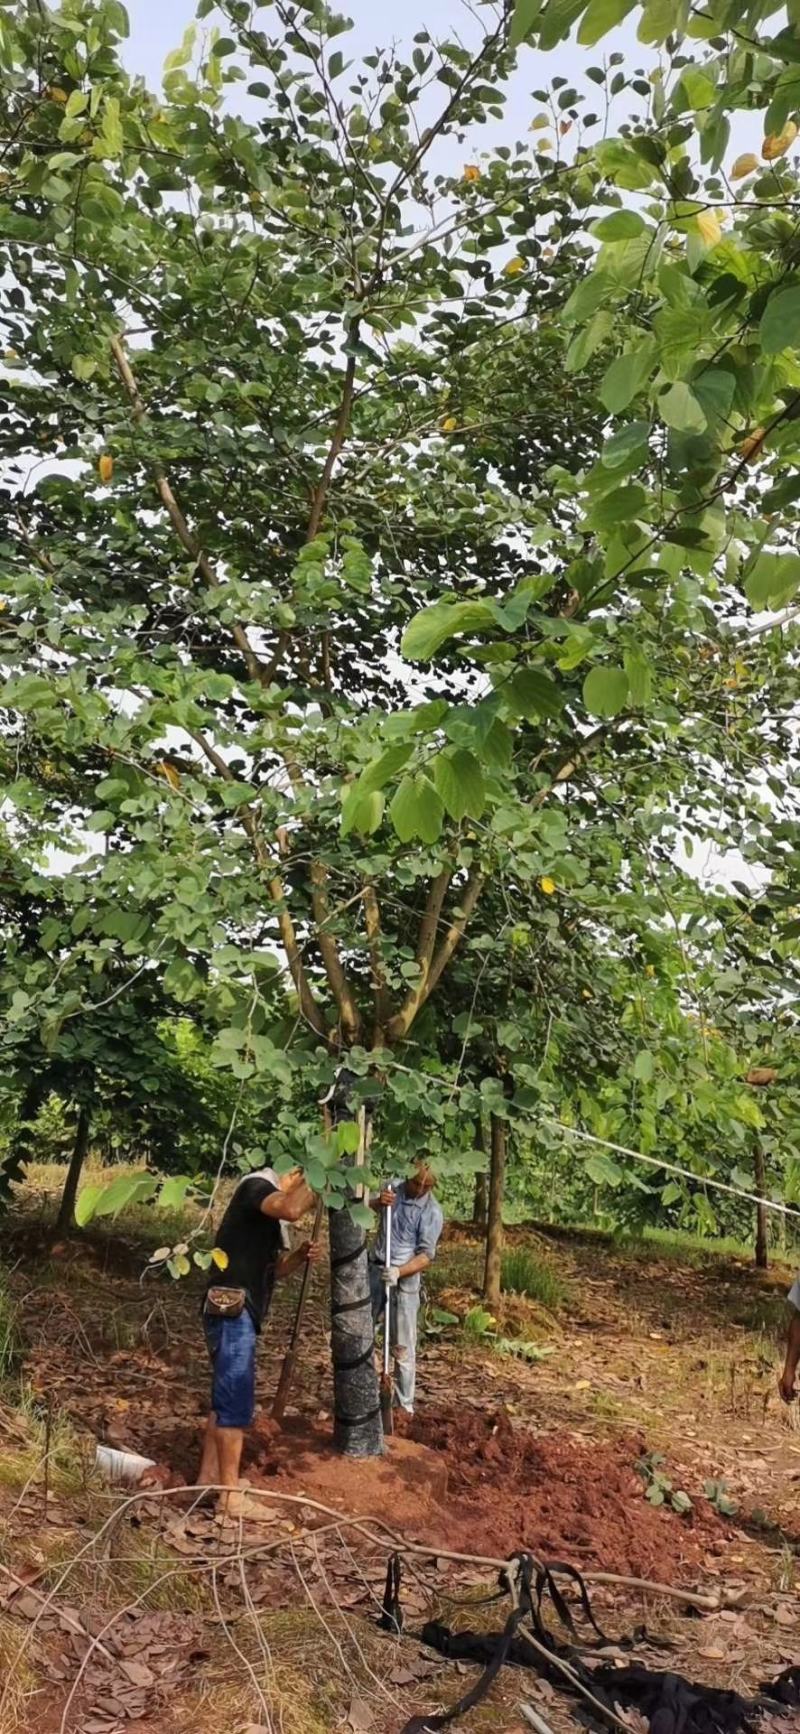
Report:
204,1286,247,1319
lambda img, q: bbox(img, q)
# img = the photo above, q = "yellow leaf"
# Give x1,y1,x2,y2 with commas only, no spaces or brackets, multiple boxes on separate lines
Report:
211,1247,229,1271
156,759,181,790
441,416,458,433
539,876,556,895
463,164,480,183
695,208,721,247
530,113,549,130
536,138,554,152
46,86,68,104
762,120,798,161
739,426,766,463
175,1253,191,1277
98,452,114,483
731,152,759,180
504,256,526,276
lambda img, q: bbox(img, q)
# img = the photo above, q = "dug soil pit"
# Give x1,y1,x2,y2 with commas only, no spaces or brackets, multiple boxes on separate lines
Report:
137,1406,730,1588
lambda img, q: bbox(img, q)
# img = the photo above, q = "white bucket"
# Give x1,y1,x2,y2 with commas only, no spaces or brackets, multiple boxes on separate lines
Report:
95,1444,157,1486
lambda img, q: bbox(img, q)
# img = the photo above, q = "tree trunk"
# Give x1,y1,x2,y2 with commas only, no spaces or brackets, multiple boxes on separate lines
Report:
754,1143,769,1270
483,1113,507,1310
0,1074,49,1207
56,1102,92,1235
325,1076,382,1457
472,1118,487,1227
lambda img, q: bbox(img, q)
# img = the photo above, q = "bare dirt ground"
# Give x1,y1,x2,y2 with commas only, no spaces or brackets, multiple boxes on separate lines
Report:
0,1201,798,1734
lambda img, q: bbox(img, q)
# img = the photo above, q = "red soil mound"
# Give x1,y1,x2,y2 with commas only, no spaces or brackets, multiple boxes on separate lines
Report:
138,1405,730,1587
403,1405,730,1582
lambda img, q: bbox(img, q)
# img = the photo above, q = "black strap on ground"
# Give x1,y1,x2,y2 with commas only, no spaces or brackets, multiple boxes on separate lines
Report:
388,1551,800,1734
379,1554,403,1634
396,1553,539,1734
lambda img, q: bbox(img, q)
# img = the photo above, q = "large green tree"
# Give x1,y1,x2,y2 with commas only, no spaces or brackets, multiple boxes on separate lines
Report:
4,0,800,1450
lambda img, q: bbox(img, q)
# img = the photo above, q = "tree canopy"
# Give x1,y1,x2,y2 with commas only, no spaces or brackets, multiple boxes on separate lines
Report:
4,0,800,1449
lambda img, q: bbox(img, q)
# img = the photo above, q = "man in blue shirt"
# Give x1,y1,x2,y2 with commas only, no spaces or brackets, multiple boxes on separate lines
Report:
779,1271,800,1404
370,1160,444,1415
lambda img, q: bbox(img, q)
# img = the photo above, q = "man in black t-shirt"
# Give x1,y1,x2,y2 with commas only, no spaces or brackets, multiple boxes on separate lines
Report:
198,1166,318,1515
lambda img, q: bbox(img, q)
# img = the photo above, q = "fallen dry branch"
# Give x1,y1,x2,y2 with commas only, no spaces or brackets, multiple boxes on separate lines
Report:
0,1562,116,1662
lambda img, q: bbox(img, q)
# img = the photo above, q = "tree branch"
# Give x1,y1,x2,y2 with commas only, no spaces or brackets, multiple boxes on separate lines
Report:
109,335,271,690
415,866,453,972
362,884,392,1040
306,333,358,544
386,867,485,1043
187,729,327,1040
309,860,361,1041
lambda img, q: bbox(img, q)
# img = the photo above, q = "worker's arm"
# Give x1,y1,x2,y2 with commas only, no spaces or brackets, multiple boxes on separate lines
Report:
260,1170,315,1224
276,1239,323,1280
779,1307,800,1402
397,1251,431,1280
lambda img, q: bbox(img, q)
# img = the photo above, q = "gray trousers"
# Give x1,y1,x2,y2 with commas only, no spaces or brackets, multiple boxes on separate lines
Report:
369,1263,419,1412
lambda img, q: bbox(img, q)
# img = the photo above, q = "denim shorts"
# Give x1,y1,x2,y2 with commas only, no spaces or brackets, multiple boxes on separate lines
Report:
204,1310,257,1429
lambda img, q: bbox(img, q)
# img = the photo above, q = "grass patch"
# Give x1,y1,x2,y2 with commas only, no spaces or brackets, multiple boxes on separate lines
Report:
18,1159,207,1251
0,1388,89,1498
0,1281,20,1382
501,1247,566,1310
0,1609,37,1734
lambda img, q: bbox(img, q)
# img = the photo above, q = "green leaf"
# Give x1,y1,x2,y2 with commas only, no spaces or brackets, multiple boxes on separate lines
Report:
590,209,647,241
661,1181,683,1205
336,1120,361,1155
341,786,384,838
634,1048,655,1082
482,718,513,771
565,309,614,374
401,599,496,662
744,553,800,609
354,743,414,795
585,1152,623,1186
389,775,444,843
562,270,613,326
158,1176,192,1211
506,667,563,720
623,648,653,706
90,1172,158,1220
71,354,97,381
348,1201,375,1229
432,750,486,821
578,0,637,45
582,665,629,717
74,1182,104,1229
602,420,650,472
509,0,545,47
587,483,647,532
599,339,656,413
219,781,258,808
659,381,707,433
759,286,800,356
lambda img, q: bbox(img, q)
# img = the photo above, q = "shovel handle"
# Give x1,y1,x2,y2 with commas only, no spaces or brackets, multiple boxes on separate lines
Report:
272,1196,325,1423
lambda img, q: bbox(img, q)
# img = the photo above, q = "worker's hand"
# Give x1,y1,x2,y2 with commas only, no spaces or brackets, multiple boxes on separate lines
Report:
779,1366,798,1404
283,1166,304,1189
382,1265,400,1287
301,1239,323,1265
379,1189,396,1208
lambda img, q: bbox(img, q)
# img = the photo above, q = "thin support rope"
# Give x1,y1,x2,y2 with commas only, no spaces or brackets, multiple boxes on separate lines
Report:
541,1118,800,1223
